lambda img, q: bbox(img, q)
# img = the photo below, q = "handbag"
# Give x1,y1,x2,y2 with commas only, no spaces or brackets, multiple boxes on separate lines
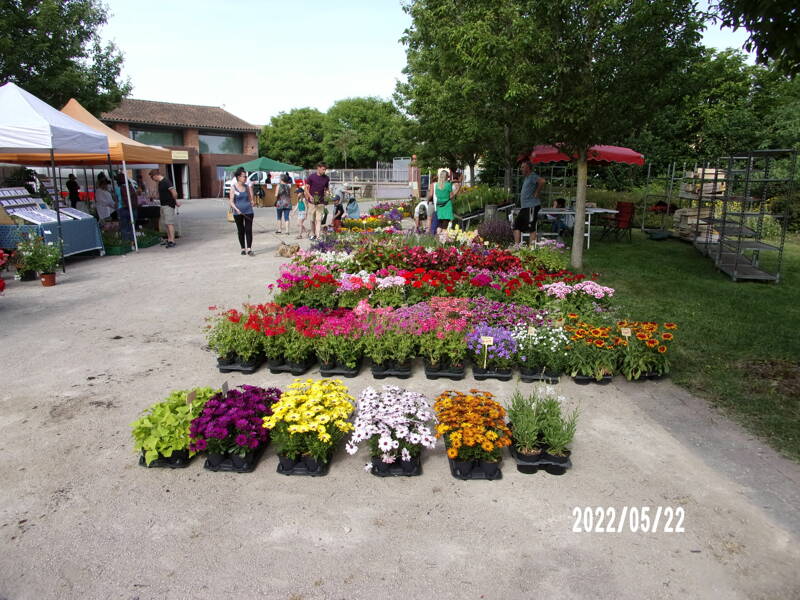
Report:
226,208,234,223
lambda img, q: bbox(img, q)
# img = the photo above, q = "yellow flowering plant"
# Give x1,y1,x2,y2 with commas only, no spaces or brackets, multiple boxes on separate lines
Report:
263,378,355,463
433,389,512,463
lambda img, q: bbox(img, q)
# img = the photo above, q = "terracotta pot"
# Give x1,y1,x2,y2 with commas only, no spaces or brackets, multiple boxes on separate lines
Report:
40,272,56,287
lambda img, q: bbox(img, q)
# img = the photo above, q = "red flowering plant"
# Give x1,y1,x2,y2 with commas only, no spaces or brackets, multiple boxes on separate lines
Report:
188,385,281,458
361,304,419,368
616,320,677,379
282,306,326,364
271,263,341,309
413,298,471,369
205,306,263,364
563,317,624,380
248,303,293,361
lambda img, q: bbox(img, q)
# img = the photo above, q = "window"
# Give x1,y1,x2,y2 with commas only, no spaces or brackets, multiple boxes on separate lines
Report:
130,128,183,146
199,133,243,154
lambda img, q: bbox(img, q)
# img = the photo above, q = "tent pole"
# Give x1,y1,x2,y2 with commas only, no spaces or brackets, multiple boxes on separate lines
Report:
50,149,66,273
122,160,138,252
107,153,120,219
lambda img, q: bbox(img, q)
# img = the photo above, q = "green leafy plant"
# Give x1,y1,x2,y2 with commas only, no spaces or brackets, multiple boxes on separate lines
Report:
418,329,467,368
15,234,61,273
130,387,217,465
506,390,545,455
540,396,579,457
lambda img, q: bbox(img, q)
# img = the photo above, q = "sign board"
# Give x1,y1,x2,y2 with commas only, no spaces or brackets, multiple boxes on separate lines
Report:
171,150,189,160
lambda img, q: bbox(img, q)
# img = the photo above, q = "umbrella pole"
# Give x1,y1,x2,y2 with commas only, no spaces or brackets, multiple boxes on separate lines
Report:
50,149,66,273
122,160,138,252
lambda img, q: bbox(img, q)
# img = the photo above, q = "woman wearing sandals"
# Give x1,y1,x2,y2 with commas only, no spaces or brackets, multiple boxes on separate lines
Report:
228,167,255,256
274,173,292,235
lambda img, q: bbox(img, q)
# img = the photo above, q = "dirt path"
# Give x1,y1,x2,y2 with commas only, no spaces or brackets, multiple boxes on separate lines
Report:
1,198,799,600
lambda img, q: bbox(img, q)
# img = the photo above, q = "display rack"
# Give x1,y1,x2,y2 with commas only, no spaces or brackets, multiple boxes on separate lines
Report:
689,150,796,282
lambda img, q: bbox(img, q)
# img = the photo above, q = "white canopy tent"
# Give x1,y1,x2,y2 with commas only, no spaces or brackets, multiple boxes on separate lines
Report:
0,82,109,268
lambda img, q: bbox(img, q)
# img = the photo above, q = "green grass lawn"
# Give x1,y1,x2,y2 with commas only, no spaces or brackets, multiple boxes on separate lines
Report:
582,230,800,461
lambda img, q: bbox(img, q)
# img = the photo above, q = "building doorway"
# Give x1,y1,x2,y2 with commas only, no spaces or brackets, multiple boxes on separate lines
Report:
169,164,189,199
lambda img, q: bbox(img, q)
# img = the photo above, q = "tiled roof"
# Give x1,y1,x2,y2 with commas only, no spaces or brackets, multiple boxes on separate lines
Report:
101,98,259,132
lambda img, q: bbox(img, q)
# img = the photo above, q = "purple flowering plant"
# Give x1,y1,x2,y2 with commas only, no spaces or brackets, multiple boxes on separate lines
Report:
346,385,437,466
466,324,518,369
188,385,281,457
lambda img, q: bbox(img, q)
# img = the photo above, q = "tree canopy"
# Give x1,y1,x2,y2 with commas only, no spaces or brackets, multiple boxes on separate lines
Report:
0,0,130,114
258,107,326,169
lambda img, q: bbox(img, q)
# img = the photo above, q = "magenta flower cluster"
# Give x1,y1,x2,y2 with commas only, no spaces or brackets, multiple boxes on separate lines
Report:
188,385,281,457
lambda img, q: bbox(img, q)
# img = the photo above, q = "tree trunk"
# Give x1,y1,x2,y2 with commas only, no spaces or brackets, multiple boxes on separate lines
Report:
570,153,588,271
468,160,476,185
503,124,512,191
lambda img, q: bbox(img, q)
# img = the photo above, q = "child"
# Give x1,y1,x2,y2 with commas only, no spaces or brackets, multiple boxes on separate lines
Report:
294,187,307,239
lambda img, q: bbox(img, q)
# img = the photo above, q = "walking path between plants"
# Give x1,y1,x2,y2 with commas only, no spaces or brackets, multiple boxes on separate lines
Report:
1,198,799,599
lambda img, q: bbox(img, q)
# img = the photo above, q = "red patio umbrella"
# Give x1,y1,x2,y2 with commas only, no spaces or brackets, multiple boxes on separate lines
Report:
530,144,644,166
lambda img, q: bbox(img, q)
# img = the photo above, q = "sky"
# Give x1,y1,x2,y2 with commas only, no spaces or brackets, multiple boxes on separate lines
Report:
99,0,753,127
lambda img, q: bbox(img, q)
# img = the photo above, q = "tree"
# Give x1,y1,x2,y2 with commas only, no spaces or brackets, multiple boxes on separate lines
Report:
0,0,130,114
714,0,800,76
398,0,541,188
259,108,325,169
527,0,704,269
322,97,409,168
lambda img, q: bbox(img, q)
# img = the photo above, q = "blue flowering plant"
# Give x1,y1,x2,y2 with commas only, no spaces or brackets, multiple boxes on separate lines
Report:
189,385,281,457
466,324,517,370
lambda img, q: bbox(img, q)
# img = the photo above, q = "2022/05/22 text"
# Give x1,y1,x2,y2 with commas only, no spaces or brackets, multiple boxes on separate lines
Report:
572,506,686,533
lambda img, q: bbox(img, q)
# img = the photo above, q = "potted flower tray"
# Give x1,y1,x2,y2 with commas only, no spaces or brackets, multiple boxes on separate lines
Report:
519,367,560,384
448,457,502,480
423,361,466,381
371,360,412,380
472,366,513,382
370,455,422,477
217,354,264,375
276,453,331,476
319,360,362,378
138,449,193,469
204,445,266,473
509,445,572,475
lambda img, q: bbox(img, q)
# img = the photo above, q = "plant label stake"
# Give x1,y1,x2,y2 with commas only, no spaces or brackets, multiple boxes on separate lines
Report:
480,336,494,369
186,390,197,407
221,381,229,395
621,327,632,338
527,325,536,336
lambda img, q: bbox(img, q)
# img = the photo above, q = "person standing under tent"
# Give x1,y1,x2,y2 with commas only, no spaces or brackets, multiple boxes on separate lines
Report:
149,169,180,248
274,173,293,235
66,174,81,209
304,162,330,240
228,167,255,256
512,161,546,246
95,179,116,223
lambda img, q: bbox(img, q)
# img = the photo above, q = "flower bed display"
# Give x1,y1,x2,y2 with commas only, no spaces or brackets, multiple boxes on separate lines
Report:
263,379,355,476
189,385,281,473
347,385,437,477
434,389,512,480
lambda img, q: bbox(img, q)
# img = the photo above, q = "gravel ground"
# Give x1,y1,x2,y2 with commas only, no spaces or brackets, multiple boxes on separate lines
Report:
1,198,799,600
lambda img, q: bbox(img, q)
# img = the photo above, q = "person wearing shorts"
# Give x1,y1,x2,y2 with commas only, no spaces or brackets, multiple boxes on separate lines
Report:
513,161,546,245
149,169,180,248
304,162,330,240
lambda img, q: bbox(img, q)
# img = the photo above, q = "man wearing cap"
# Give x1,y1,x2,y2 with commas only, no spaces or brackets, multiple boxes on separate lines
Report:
149,169,181,248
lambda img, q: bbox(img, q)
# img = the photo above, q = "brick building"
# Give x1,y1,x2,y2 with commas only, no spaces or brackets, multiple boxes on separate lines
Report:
101,99,259,198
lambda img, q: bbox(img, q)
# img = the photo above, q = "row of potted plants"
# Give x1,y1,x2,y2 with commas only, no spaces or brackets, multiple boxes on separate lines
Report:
206,301,675,381
131,380,579,479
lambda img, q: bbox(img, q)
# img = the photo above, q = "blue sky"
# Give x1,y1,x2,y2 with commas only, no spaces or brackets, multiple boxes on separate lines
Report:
101,0,752,127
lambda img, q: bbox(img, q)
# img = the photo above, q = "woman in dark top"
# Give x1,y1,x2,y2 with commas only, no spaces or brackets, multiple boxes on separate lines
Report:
274,173,292,235
228,167,255,256
66,174,81,208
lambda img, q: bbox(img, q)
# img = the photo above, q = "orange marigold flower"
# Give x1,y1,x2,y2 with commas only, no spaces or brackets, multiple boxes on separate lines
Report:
658,345,667,353
481,441,494,452
447,448,458,459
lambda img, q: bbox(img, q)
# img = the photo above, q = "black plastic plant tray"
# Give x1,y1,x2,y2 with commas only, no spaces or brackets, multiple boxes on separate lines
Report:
371,366,412,380
276,456,331,477
423,365,466,381
370,456,422,477
203,446,265,473
270,359,315,376
217,356,264,375
509,445,572,475
472,367,513,382
319,363,362,378
519,368,560,384
448,458,502,481
138,450,192,469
